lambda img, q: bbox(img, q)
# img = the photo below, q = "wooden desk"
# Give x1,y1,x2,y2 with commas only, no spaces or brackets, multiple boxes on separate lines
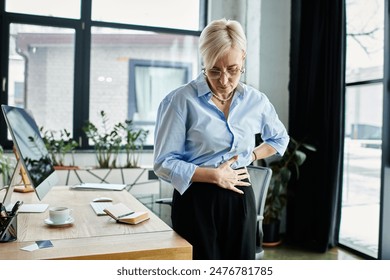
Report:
0,186,192,260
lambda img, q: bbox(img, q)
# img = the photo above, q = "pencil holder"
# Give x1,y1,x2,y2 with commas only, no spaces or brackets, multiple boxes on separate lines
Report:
0,213,18,243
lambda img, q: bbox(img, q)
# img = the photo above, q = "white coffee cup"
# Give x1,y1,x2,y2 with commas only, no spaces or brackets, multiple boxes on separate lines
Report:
49,207,72,224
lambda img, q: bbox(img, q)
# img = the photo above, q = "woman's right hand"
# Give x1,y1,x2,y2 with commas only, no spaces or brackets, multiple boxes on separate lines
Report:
215,156,251,194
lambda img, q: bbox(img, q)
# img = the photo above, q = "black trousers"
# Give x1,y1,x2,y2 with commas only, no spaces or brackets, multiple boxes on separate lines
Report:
171,181,256,260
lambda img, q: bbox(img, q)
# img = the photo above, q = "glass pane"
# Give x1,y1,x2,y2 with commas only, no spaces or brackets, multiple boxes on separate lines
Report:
345,0,384,83
8,24,75,137
340,83,382,258
130,61,191,144
92,0,201,31
5,0,81,19
89,27,199,145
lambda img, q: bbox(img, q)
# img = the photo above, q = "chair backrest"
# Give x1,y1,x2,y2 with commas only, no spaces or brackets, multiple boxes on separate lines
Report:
247,165,272,218
247,165,272,260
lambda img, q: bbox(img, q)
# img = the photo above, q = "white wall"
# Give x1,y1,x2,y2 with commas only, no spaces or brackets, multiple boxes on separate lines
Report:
259,0,290,129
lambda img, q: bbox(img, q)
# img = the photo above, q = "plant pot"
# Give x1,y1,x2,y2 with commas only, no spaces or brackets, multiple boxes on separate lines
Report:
54,166,80,170
263,219,282,246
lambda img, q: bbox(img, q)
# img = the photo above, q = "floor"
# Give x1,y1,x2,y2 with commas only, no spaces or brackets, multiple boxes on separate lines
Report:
263,243,363,260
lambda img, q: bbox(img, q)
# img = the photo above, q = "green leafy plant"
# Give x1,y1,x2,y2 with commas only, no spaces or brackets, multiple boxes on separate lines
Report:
83,111,148,168
40,127,78,167
121,120,148,168
83,111,123,168
264,138,316,224
0,145,15,187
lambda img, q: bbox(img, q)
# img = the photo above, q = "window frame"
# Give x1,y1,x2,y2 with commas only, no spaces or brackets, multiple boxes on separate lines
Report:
0,0,207,150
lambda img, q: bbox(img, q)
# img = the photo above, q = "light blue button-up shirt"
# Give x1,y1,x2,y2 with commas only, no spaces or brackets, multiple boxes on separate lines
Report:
154,73,289,194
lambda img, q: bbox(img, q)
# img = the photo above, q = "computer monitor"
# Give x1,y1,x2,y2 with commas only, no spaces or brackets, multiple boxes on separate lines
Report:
1,104,58,212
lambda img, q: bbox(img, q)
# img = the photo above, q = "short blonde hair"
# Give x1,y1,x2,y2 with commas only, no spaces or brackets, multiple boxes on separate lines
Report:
199,18,247,69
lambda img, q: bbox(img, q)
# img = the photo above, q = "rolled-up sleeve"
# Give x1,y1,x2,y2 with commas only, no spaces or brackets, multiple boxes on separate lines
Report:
260,97,289,156
153,96,197,195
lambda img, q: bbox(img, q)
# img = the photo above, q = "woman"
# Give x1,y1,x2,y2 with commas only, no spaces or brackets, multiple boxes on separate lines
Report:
154,18,289,260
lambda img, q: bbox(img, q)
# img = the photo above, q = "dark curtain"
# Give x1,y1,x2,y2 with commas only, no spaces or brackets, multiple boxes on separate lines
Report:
287,0,346,252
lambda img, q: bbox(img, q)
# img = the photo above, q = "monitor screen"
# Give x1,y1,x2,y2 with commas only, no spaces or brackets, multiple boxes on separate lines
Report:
1,105,58,201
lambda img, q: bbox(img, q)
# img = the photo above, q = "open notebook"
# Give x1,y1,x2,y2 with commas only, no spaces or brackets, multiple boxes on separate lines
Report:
104,203,149,225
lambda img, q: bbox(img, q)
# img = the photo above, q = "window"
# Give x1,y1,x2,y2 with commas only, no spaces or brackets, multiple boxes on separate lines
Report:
5,0,81,19
89,27,199,146
7,24,76,137
92,0,201,31
1,0,205,148
129,59,193,145
340,0,384,258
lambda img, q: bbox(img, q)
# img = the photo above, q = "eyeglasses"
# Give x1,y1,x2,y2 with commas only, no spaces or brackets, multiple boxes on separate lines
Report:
202,66,245,80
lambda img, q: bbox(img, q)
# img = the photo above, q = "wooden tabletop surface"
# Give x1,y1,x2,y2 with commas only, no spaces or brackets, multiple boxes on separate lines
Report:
0,186,192,259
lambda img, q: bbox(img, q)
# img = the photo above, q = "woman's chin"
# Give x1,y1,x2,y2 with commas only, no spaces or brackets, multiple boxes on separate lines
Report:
216,86,233,94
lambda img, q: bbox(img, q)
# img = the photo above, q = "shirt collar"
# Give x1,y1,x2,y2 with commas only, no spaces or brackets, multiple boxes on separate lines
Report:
194,73,245,98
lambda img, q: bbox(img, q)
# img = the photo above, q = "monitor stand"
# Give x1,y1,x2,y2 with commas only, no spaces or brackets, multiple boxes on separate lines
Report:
2,160,48,213
12,146,34,193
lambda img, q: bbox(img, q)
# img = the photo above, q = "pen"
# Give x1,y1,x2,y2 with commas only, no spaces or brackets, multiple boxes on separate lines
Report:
0,203,7,218
10,201,23,216
8,223,17,239
117,211,134,218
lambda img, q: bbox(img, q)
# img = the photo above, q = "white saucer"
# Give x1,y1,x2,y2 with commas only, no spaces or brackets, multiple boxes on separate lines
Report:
44,217,74,226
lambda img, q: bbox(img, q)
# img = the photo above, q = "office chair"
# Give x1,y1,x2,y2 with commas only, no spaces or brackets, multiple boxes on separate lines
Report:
155,165,272,260
247,165,272,260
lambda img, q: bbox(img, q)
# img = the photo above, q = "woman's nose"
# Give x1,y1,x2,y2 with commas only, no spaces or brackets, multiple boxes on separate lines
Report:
219,72,229,85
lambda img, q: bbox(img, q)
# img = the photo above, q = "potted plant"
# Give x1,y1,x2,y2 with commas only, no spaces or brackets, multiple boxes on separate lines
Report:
83,111,148,169
263,138,316,245
40,127,79,168
83,110,123,168
120,120,149,168
0,145,15,187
